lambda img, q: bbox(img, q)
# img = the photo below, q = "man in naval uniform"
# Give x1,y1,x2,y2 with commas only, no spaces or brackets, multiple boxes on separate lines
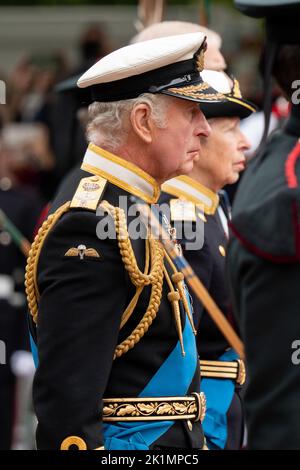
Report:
227,0,300,449
25,33,232,450
161,70,255,449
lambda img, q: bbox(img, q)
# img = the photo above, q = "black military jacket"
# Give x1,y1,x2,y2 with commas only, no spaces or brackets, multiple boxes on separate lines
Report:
160,176,232,358
160,176,246,450
27,144,204,450
228,104,300,449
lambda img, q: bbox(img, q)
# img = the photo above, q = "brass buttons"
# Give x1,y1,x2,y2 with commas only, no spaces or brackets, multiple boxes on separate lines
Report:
60,436,87,450
219,245,226,257
237,359,246,386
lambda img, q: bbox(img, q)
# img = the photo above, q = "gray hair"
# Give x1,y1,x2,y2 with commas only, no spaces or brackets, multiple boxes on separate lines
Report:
86,93,170,151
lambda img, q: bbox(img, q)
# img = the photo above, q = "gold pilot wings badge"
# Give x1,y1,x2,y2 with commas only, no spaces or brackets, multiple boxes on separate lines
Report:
64,244,101,260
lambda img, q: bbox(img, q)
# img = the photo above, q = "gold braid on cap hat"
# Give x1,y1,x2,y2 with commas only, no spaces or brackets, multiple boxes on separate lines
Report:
231,78,242,99
194,38,207,72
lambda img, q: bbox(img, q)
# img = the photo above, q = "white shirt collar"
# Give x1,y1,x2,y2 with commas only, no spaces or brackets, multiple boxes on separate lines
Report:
217,205,229,238
162,175,219,215
81,143,160,204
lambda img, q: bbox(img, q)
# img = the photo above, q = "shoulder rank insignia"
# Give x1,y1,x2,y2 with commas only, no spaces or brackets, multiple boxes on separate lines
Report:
70,175,107,211
170,199,196,222
64,244,101,260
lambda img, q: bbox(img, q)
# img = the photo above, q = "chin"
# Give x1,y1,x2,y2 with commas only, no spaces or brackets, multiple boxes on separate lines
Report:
228,173,240,185
177,161,195,176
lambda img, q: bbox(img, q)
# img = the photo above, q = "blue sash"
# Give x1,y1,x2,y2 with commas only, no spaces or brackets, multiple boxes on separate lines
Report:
29,287,198,450
30,333,39,368
200,348,238,449
103,314,198,450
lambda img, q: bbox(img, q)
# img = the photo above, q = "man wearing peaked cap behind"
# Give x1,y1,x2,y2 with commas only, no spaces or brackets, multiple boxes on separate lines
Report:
227,1,300,449
24,32,236,450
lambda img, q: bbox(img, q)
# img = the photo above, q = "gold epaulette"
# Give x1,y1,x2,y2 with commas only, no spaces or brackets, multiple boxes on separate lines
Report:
70,175,107,211
170,198,196,222
25,176,108,324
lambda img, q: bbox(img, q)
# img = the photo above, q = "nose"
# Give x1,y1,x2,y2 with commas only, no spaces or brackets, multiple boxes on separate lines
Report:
239,129,251,152
195,109,211,138
215,51,227,72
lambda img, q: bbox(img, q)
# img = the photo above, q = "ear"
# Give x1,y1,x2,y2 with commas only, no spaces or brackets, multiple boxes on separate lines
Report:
130,103,154,144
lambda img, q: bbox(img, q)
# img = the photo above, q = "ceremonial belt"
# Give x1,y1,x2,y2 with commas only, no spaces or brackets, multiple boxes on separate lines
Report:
200,359,246,385
102,392,206,423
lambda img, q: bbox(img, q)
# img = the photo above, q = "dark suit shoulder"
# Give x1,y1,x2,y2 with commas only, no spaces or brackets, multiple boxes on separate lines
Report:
231,130,300,262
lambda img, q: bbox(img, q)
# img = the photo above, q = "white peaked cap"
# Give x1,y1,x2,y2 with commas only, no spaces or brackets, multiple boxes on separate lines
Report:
201,70,233,94
78,32,206,88
199,69,257,119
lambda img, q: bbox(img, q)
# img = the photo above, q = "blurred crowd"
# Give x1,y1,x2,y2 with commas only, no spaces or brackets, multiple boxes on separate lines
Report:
0,24,113,201
0,23,113,450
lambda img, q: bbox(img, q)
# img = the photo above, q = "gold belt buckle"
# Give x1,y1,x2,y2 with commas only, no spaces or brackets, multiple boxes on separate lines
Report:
191,392,206,422
236,359,246,386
